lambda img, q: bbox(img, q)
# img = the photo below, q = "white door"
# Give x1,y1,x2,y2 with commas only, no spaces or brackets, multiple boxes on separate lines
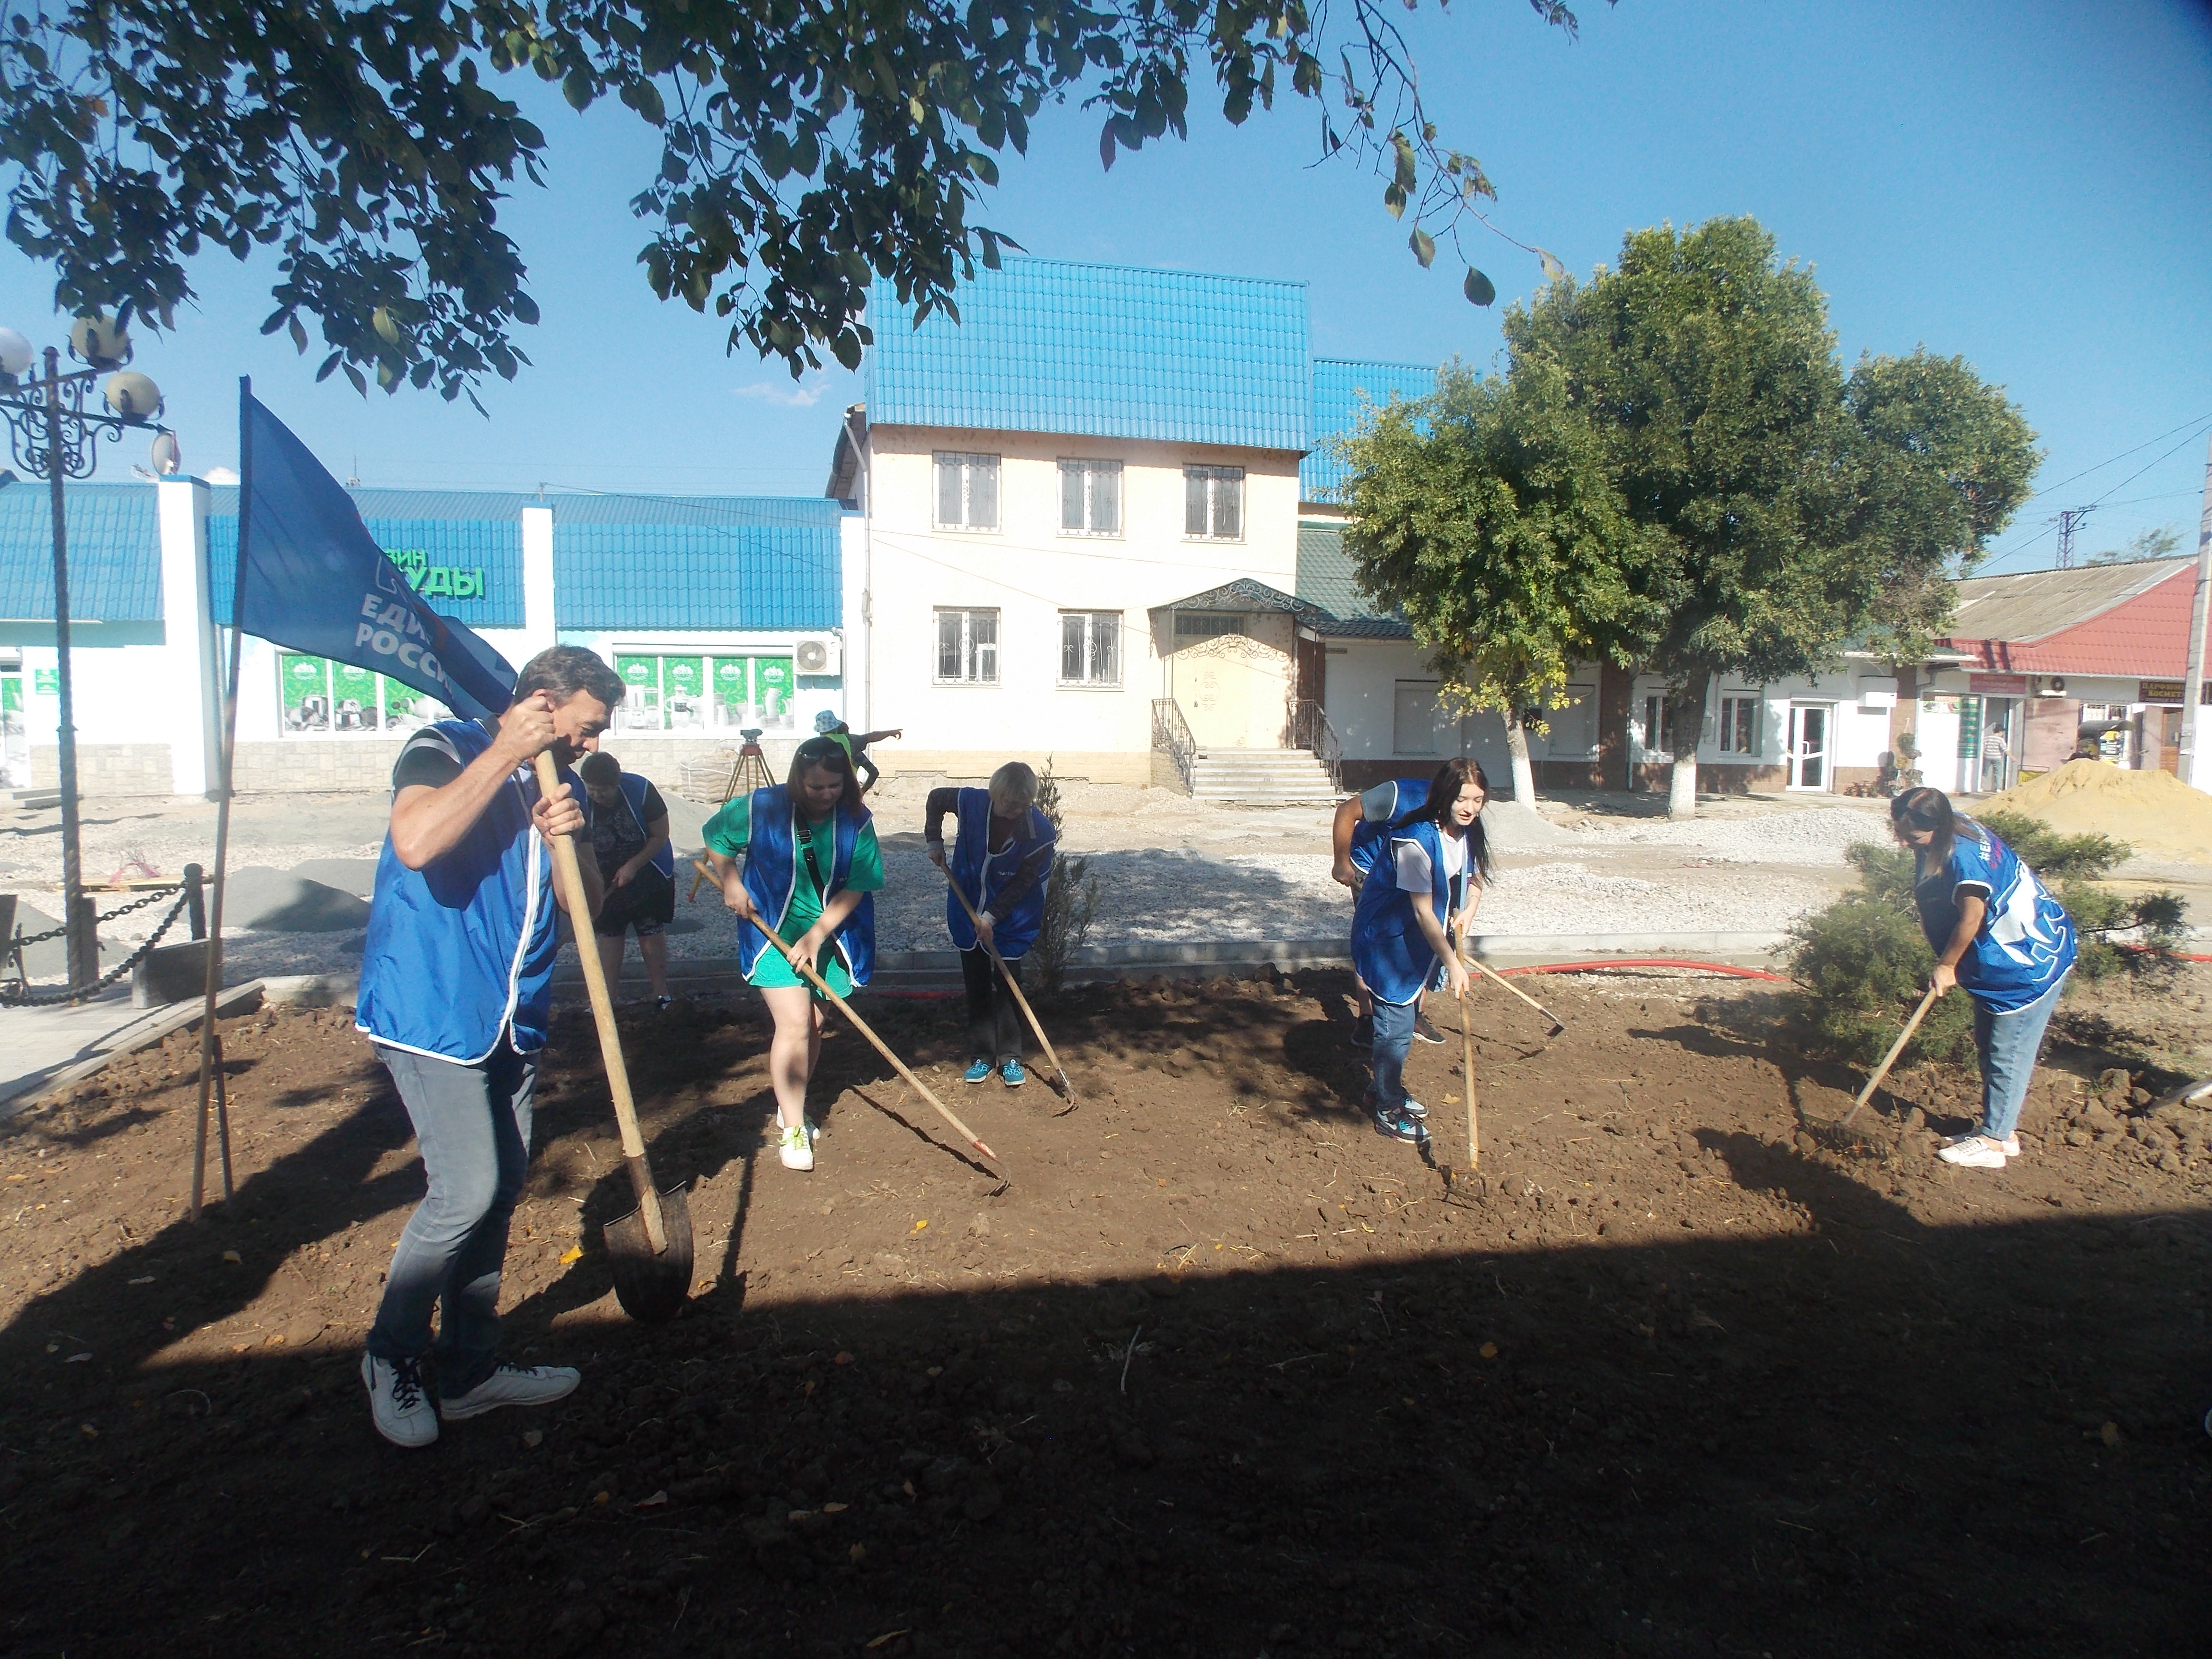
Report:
1787,703,1833,791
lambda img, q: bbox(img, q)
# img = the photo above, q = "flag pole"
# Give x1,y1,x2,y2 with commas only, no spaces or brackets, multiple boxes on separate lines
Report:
191,378,252,1222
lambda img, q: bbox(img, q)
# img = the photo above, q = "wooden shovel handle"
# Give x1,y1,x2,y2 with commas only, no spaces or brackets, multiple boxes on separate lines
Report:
538,752,668,1252
1841,983,1941,1127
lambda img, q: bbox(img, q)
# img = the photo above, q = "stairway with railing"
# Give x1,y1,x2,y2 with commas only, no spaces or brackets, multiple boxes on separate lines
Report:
1151,698,1197,793
1151,697,1342,802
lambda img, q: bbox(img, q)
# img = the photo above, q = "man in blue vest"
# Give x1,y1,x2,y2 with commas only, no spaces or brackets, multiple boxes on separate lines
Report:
354,645,624,1449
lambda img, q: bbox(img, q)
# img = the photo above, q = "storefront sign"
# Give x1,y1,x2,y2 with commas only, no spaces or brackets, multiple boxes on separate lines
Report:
2138,679,2212,705
33,668,59,697
1969,673,2028,695
613,651,797,733
385,546,486,601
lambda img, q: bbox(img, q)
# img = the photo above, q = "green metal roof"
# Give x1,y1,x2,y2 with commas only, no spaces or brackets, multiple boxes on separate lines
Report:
1296,520,1411,638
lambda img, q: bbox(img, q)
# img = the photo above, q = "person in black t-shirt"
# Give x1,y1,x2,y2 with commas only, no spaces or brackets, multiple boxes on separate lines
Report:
577,751,676,1010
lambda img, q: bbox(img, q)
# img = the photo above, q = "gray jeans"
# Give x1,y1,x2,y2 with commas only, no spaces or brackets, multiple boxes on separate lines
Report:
365,1039,536,1395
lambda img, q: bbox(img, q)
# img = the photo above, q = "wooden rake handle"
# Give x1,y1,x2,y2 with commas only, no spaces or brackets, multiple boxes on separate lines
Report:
938,861,1074,1100
697,857,1002,1169
1841,983,1941,1127
539,753,668,1253
1458,923,1479,1174
1465,947,1565,1033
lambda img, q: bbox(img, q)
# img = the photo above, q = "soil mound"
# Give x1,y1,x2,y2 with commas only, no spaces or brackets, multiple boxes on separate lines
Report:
1985,758,2212,864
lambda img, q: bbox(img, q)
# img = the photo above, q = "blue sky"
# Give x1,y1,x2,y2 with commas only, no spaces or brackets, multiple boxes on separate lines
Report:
2,0,2206,571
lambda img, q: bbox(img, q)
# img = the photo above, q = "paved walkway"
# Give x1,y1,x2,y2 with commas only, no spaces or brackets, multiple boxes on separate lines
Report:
2,987,160,1114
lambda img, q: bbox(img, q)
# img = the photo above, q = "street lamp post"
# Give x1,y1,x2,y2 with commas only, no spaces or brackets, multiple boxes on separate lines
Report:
0,321,172,995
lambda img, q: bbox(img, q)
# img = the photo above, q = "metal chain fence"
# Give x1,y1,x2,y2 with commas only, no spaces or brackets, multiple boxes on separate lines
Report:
1,885,195,1008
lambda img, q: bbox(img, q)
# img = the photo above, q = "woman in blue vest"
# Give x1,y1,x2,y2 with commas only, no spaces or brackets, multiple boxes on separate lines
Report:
577,750,676,1011
1330,774,1442,1050
924,762,1057,1085
702,735,884,1171
1890,786,2077,1169
1350,757,1493,1142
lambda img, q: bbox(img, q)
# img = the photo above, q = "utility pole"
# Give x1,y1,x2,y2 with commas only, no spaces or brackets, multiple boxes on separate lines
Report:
2179,433,2212,793
2052,505,2094,570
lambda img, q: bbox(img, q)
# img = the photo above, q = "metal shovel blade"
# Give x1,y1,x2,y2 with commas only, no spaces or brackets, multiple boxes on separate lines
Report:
602,1182,695,1325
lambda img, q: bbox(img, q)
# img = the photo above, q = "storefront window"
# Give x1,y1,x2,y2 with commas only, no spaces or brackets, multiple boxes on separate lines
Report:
277,652,445,735
614,652,796,733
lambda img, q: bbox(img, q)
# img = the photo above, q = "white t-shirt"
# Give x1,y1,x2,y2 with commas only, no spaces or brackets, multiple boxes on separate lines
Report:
1395,828,1467,902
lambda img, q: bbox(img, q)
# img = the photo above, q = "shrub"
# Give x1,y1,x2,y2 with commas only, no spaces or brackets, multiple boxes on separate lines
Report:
1028,757,1099,1000
1787,856,1976,1068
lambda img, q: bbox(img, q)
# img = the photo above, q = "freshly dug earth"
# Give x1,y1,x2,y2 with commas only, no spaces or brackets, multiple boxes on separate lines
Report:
4,968,2211,1658
1985,758,2212,864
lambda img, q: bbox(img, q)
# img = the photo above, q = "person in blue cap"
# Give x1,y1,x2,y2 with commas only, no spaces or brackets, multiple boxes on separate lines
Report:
925,762,1057,1086
1889,785,2077,1169
1349,757,1493,1142
812,707,902,796
355,644,623,1450
702,734,884,1171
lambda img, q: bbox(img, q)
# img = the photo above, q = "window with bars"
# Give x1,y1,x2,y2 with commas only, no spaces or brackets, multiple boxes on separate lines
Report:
1183,465,1243,539
935,608,999,684
1059,459,1122,535
1719,695,1762,756
1174,612,1244,638
1058,611,1122,686
934,452,1000,530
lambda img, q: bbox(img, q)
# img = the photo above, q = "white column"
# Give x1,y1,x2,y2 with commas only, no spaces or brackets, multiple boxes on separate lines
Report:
156,476,219,796
519,505,556,662
839,509,867,729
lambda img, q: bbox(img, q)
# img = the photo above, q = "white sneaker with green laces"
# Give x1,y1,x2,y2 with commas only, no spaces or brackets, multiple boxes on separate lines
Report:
776,1118,815,1171
438,1362,581,1421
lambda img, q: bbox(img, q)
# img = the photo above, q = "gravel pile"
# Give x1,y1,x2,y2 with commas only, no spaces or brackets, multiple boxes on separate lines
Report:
1563,804,1892,864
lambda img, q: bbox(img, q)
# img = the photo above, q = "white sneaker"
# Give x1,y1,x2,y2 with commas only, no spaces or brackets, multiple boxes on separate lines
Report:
362,1353,439,1448
438,1361,581,1421
1943,1130,2021,1158
776,1119,815,1171
1938,1134,2008,1168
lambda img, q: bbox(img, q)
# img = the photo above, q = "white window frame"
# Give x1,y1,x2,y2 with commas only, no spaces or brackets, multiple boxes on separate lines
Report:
1058,610,1123,687
1058,458,1122,537
934,607,999,685
933,452,1000,532
1183,465,1244,541
1718,694,1763,757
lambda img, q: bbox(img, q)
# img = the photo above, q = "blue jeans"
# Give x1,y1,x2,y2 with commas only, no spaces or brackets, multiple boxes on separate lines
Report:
1366,996,1419,1115
1974,973,2068,1140
365,1039,536,1395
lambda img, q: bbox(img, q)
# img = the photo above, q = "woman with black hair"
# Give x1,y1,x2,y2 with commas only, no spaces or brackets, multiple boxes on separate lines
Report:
1350,757,1493,1142
1890,785,2077,1169
701,736,885,1171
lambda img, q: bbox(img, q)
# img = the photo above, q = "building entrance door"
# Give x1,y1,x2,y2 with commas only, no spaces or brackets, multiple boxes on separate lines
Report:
1174,631,1288,749
0,673,26,789
1786,703,1833,791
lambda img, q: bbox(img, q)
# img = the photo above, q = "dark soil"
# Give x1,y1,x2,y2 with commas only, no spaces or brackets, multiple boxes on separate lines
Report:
4,966,2210,1658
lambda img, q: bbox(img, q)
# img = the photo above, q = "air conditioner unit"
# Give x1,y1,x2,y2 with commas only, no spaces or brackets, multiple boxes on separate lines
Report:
793,635,842,676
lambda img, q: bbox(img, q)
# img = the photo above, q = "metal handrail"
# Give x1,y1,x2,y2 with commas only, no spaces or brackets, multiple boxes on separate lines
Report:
1151,698,1197,793
1292,697,1344,790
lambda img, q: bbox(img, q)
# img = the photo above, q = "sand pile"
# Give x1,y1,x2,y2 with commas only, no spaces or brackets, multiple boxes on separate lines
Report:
1984,759,2212,864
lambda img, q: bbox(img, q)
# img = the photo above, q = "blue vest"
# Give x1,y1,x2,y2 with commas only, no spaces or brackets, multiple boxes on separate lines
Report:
615,773,676,880
946,787,1056,959
357,721,578,1062
737,785,875,987
1351,816,1460,1006
1348,778,1432,878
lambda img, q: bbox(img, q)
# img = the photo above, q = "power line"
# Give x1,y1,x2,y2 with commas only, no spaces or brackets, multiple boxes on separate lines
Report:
2020,410,2212,505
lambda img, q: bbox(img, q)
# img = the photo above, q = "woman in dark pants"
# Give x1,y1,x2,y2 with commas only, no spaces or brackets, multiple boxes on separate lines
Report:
925,762,1056,1086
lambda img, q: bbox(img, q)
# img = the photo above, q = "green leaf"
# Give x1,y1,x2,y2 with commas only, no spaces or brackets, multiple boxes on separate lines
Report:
1536,247,1566,281
1383,182,1407,219
371,306,400,345
1463,267,1496,306
1410,227,1435,268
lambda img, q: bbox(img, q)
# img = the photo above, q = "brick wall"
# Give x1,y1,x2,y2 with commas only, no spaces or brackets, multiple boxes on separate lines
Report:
31,744,173,797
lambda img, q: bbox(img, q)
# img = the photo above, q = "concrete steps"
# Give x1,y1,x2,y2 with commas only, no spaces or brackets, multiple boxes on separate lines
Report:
1187,746,1338,804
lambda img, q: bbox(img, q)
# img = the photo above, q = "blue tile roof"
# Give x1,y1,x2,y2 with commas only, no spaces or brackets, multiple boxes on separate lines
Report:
210,494,526,629
552,495,841,632
865,258,1310,451
1303,358,1437,500
0,479,163,623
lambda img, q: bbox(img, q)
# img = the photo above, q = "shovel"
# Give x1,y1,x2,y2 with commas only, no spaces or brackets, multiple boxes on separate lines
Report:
1839,983,1941,1130
537,752,693,1323
938,863,1077,1108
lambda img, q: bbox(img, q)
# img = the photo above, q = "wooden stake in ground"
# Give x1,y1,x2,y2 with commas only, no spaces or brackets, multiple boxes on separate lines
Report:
1840,983,1942,1129
938,862,1076,1107
696,858,1003,1172
1457,919,1479,1173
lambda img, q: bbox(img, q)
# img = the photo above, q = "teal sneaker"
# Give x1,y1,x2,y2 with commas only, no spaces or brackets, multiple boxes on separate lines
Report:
963,1058,993,1084
1372,1106,1427,1144
999,1059,1027,1088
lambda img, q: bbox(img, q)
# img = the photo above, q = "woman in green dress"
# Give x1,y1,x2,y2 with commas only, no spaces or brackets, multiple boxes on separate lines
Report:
702,736,885,1171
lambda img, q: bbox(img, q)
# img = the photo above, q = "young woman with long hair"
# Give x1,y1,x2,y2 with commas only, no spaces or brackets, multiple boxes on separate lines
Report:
1350,756,1494,1141
1889,785,2076,1168
702,736,884,1171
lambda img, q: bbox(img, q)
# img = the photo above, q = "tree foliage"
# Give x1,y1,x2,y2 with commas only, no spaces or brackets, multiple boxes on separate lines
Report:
0,0,1596,403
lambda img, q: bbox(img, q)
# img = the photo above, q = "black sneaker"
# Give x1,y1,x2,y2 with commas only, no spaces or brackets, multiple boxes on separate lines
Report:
1412,1013,1447,1045
1349,1016,1374,1051
1372,1106,1429,1144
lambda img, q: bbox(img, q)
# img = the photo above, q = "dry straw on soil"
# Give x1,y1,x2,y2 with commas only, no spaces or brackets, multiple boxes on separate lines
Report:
1986,758,2212,864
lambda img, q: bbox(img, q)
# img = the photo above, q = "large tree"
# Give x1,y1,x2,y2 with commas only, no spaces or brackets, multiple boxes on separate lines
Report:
1499,217,2037,817
1335,358,1667,803
0,0,1597,404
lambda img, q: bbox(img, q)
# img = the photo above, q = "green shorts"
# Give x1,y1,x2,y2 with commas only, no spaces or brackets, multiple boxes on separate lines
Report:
746,944,856,999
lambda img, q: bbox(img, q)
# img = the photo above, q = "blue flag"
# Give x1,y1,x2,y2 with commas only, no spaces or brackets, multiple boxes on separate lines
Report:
232,387,516,722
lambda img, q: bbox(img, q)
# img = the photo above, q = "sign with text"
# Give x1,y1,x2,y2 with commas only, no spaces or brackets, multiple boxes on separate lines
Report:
2138,680,2212,705
1969,673,2028,696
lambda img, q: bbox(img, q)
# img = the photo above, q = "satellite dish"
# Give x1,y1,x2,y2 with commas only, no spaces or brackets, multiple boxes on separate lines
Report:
149,431,182,475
